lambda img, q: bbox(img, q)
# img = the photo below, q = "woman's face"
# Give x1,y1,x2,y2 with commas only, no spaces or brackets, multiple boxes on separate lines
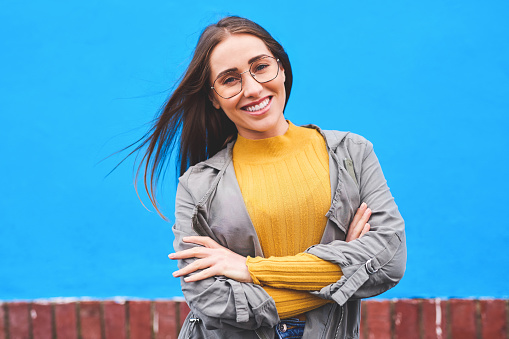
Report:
209,34,287,140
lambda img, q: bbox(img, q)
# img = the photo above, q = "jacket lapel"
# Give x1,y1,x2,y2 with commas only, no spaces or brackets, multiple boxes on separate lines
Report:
197,143,264,258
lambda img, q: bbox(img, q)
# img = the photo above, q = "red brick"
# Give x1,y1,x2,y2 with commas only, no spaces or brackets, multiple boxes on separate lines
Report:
393,299,419,339
449,299,477,339
154,301,178,339
7,302,30,339
364,300,392,339
0,303,6,339
359,301,366,339
421,299,446,339
128,300,152,339
79,301,102,339
359,319,364,339
103,300,126,339
480,299,507,339
54,302,78,339
31,302,53,339
178,301,190,330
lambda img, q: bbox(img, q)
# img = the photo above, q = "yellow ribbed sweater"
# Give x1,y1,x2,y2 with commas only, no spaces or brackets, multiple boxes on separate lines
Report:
233,122,343,319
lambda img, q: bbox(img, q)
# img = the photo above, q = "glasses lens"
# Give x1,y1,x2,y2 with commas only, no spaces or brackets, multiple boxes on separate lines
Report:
214,72,242,98
212,57,279,99
250,57,279,83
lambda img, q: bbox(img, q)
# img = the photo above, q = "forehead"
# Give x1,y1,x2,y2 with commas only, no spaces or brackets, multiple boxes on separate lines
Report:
209,34,273,77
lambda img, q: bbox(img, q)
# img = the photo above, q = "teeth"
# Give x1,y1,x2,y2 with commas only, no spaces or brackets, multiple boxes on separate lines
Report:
246,98,270,112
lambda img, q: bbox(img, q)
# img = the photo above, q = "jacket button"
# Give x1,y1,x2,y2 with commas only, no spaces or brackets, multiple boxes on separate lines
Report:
279,323,287,332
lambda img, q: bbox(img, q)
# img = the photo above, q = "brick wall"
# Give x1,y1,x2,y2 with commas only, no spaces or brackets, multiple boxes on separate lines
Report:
0,299,507,338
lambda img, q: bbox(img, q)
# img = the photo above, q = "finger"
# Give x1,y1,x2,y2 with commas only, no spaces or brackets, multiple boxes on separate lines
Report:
168,247,211,260
347,207,372,242
183,236,222,249
183,267,218,282
346,203,367,241
355,208,371,230
359,223,370,238
172,257,213,278
349,202,367,229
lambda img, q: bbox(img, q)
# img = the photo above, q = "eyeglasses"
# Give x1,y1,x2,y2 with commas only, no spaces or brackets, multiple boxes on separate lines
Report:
211,56,280,99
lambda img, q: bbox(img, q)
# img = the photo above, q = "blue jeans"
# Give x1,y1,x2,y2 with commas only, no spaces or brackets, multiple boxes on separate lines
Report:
275,318,306,339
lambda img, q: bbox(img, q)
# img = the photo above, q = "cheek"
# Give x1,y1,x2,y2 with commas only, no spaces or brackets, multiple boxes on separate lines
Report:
219,98,242,118
275,78,286,98
212,94,233,111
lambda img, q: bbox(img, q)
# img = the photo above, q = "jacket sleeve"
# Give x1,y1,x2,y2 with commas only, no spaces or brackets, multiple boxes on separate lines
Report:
305,137,407,306
172,178,280,331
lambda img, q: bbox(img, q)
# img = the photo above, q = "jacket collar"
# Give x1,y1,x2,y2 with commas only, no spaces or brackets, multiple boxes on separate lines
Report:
201,142,234,171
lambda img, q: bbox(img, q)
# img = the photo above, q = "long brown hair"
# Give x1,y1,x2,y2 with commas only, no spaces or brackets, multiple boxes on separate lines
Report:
130,16,293,218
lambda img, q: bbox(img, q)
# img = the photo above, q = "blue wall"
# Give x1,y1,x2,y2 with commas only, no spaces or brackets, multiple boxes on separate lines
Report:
1,0,508,300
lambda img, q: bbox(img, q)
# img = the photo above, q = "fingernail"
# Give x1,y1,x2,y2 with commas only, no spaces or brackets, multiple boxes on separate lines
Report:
361,202,367,208
363,208,371,216
168,253,175,259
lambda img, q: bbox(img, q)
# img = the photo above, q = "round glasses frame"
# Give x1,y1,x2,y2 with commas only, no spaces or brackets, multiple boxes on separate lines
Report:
210,56,281,99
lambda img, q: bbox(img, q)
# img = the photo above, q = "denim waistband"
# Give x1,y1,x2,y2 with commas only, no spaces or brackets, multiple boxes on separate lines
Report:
275,318,306,339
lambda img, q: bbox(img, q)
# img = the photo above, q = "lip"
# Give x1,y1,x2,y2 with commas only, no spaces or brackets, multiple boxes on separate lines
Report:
241,96,272,116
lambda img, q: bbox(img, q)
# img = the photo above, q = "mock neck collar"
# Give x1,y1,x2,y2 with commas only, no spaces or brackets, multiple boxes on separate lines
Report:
233,121,318,164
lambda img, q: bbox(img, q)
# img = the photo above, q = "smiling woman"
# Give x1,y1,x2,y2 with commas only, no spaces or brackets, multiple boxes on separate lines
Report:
208,34,287,139
130,16,406,339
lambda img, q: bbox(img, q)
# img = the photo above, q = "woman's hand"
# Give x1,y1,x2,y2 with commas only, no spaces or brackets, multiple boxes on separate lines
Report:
170,204,370,283
346,202,371,242
169,236,253,283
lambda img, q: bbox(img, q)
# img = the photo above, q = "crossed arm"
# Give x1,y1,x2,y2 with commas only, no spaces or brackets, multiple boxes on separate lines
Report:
169,203,372,317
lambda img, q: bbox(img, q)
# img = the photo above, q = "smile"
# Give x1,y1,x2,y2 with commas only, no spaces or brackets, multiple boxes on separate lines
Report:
243,97,271,112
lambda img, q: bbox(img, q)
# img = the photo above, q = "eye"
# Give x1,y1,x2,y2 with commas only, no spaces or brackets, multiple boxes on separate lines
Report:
253,62,270,73
251,56,277,75
219,73,241,86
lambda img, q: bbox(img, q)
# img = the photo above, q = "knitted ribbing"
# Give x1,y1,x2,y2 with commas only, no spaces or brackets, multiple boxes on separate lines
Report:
233,122,342,318
233,122,331,256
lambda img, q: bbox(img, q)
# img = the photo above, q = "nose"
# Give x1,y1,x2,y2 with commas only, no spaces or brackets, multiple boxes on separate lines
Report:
242,73,263,98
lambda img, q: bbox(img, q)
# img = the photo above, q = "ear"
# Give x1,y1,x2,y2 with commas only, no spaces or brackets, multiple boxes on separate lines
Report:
209,93,221,109
280,63,286,83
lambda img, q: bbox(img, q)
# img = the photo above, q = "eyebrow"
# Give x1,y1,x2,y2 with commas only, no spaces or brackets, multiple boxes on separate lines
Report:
214,54,271,80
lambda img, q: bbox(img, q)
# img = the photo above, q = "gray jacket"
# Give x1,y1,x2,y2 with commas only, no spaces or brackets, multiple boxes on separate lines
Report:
173,125,406,339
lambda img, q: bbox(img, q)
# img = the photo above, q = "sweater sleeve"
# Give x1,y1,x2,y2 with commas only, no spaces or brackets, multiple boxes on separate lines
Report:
246,252,343,291
262,285,333,319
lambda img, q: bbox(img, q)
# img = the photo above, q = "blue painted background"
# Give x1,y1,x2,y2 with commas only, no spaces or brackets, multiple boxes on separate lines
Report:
1,0,508,301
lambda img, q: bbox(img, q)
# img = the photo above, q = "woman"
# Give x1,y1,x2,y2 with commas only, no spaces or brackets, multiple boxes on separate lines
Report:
136,16,406,338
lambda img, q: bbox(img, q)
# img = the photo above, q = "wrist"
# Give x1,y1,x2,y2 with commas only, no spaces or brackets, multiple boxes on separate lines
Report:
246,256,261,285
